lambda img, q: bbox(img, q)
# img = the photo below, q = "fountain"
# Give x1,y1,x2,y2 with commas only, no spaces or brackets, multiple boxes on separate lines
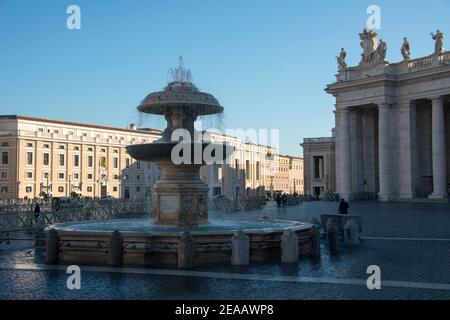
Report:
46,57,315,268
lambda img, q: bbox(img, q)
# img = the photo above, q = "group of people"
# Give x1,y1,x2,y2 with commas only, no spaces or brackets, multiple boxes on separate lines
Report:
275,193,288,208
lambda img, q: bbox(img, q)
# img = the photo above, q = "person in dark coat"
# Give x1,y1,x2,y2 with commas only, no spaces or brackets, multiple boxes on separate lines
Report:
34,203,41,221
275,194,282,208
338,199,349,215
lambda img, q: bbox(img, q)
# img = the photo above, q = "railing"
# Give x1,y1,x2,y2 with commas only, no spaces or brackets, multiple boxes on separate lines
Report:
407,55,434,72
0,199,150,233
335,51,450,82
210,196,266,212
303,137,335,144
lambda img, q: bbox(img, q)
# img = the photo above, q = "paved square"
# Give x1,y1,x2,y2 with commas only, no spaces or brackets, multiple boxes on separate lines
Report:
1,201,450,300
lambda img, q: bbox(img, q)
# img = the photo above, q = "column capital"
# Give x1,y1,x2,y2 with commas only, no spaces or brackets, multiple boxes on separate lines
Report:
429,96,445,103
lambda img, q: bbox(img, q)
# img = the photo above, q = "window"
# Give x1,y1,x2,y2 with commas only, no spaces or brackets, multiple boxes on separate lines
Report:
43,153,50,166
88,156,93,167
26,172,33,179
126,158,130,169
124,175,130,181
73,173,79,180
26,152,33,165
26,186,32,193
58,187,64,193
58,173,65,180
256,161,260,180
87,187,93,192
1,151,8,165
100,156,107,168
245,160,251,179
74,146,80,151
26,143,33,147
2,142,9,147
113,157,119,169
59,145,65,150
0,186,7,194
136,161,141,169
136,175,141,181
43,144,50,149
42,172,49,179
87,173,93,180
101,148,106,153
1,172,7,179
74,155,80,167
87,147,93,152
113,174,119,180
59,154,65,166
136,186,141,192
113,187,118,192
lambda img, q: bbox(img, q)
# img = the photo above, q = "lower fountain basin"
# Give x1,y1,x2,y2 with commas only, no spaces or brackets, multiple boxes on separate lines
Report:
47,219,315,267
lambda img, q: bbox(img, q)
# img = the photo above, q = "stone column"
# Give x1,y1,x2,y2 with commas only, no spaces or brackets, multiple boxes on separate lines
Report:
337,108,352,200
398,101,417,199
429,97,448,199
378,103,394,201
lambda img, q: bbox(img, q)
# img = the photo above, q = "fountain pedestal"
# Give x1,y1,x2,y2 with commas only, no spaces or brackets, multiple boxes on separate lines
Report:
152,163,208,226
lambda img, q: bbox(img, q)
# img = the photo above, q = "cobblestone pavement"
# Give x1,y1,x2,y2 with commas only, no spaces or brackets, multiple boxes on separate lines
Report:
1,201,450,300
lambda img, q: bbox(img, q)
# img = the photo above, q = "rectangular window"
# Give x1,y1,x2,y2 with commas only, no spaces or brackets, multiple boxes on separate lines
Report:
88,156,93,168
136,161,141,169
73,173,79,180
74,154,80,167
43,153,50,166
26,143,33,147
136,186,141,192
87,173,93,180
256,161,260,180
58,173,65,180
113,187,118,192
1,171,8,179
58,186,64,193
43,144,50,149
2,142,8,147
126,158,130,169
26,186,32,193
0,186,7,194
113,157,119,169
87,187,93,192
100,156,107,168
136,175,141,181
26,152,33,165
59,154,65,166
26,172,33,179
245,160,251,179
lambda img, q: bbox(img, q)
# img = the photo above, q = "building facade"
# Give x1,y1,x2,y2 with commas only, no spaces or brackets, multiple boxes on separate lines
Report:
0,116,161,200
326,29,450,201
301,133,336,198
0,115,304,200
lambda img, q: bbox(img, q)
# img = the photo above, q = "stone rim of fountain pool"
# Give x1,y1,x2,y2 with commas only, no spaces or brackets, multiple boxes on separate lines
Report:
49,219,310,235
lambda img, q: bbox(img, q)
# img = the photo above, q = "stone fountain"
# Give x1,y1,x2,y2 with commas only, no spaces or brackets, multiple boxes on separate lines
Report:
126,56,226,227
45,57,315,268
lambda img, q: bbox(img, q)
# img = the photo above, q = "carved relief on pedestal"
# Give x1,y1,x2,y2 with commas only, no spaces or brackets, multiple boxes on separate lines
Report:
197,194,207,217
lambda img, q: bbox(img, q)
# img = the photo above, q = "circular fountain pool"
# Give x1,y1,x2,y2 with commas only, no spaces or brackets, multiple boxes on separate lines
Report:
53,219,303,233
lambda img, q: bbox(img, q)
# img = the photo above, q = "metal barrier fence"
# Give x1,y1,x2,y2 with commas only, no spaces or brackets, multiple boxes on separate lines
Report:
0,199,151,233
210,196,266,212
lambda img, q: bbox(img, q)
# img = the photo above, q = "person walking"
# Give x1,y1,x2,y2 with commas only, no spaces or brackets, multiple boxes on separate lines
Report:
33,202,41,222
338,199,349,215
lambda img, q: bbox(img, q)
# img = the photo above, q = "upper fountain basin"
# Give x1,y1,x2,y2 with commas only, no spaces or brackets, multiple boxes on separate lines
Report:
138,81,223,116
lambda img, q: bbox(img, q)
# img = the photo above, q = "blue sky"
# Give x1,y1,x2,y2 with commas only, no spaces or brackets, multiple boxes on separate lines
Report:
1,0,449,156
